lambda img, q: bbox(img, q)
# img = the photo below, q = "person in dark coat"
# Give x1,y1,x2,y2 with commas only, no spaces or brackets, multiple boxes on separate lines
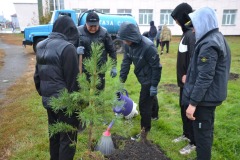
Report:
34,16,80,160
118,22,162,141
171,2,196,155
155,25,162,52
77,12,117,91
183,7,231,160
148,21,157,42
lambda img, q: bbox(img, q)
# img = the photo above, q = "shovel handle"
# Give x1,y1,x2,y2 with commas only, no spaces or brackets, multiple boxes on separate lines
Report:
79,54,83,74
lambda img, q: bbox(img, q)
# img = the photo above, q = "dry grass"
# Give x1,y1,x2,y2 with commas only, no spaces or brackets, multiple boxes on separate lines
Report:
0,33,36,159
0,49,5,69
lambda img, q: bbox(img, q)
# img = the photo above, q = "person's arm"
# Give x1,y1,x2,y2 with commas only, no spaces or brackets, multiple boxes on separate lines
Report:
189,45,218,106
145,46,162,87
104,32,117,66
120,45,132,83
61,44,80,93
181,31,196,82
33,64,41,96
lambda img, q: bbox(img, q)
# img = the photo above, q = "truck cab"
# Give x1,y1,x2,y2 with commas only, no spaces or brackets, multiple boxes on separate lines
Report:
22,9,137,53
22,10,77,52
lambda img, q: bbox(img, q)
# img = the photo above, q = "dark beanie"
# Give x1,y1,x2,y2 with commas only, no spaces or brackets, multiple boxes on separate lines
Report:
171,3,192,27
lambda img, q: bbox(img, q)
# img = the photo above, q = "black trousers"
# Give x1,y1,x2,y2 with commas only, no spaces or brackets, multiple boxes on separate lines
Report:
156,39,161,49
161,41,170,53
152,96,159,118
193,105,216,160
180,88,195,144
139,84,154,132
47,109,79,160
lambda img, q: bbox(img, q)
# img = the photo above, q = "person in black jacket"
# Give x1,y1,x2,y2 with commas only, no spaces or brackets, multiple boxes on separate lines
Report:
183,7,231,160
171,3,196,155
118,22,162,142
77,11,117,91
148,21,157,42
34,16,79,160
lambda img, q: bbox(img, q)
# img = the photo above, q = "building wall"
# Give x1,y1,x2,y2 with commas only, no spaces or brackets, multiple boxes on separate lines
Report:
14,3,39,31
64,0,240,35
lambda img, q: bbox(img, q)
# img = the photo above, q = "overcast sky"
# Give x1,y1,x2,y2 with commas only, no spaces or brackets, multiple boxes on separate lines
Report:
0,0,36,20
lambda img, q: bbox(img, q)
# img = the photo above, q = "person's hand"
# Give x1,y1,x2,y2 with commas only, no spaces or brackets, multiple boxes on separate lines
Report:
77,46,84,55
182,75,186,83
150,86,158,96
110,67,117,78
186,104,196,120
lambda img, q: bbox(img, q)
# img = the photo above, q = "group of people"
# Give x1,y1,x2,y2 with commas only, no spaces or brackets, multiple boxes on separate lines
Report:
34,2,231,160
147,20,172,55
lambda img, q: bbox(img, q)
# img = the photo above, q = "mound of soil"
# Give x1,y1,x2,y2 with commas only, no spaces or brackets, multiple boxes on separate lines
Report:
107,134,170,160
229,72,240,80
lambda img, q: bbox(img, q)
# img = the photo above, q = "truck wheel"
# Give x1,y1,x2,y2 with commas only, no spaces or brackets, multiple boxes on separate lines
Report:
113,39,124,53
33,38,45,53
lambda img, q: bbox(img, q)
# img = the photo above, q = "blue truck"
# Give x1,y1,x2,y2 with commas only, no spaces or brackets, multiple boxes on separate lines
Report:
22,9,137,53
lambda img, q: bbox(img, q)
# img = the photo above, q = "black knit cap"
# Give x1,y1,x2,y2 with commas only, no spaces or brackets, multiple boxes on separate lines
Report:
171,3,193,27
86,12,99,26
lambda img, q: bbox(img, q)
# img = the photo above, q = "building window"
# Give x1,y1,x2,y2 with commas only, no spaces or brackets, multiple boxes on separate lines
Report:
49,0,64,11
160,10,174,25
96,9,110,14
139,9,153,25
117,9,132,14
222,10,236,25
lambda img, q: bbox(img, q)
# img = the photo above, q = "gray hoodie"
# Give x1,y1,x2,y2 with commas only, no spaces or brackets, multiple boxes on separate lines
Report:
189,7,218,42
182,7,231,107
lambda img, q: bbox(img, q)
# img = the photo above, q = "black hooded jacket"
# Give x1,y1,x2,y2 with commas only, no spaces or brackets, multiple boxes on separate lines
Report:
148,21,157,39
119,22,162,87
34,16,79,109
171,3,195,88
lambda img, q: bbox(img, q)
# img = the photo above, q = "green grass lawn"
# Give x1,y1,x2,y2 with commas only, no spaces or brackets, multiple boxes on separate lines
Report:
0,36,239,160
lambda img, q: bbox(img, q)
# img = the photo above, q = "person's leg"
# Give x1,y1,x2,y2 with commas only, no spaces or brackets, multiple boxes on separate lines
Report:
47,109,60,160
180,88,189,137
187,117,195,145
173,88,189,143
161,41,166,54
151,95,159,120
166,41,169,53
139,84,154,132
58,110,79,160
97,74,105,91
156,39,160,49
193,106,216,160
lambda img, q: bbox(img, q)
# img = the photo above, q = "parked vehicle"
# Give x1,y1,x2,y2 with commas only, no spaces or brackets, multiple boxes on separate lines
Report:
22,9,138,53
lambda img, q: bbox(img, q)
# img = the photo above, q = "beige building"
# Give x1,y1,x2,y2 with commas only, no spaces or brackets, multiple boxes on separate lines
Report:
41,0,240,35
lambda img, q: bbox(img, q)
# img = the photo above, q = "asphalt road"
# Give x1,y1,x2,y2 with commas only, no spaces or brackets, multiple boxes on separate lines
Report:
0,39,28,99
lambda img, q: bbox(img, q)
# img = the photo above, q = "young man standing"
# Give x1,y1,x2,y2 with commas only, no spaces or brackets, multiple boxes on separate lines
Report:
183,7,231,160
34,16,80,160
118,22,162,142
171,3,196,155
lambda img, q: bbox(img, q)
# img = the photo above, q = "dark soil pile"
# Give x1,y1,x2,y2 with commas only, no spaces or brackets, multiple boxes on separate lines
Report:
106,134,170,160
229,72,240,80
